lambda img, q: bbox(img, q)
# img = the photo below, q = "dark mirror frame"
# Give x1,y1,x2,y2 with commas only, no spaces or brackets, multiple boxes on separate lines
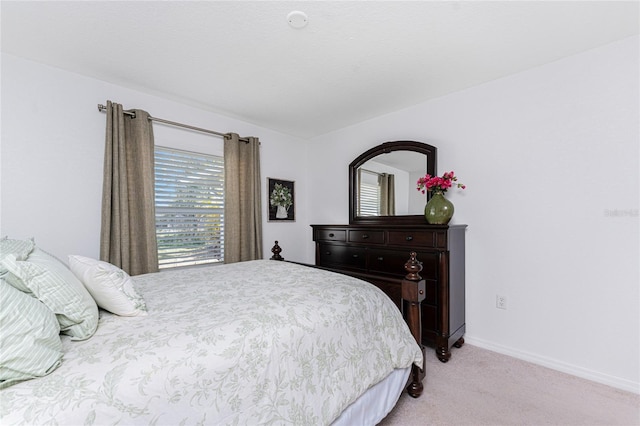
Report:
349,140,437,225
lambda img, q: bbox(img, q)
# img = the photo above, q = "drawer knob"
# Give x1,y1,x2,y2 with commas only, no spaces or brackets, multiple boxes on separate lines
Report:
352,254,359,258
406,236,413,241
377,256,384,261
329,233,335,237
362,234,369,239
325,251,331,255
419,290,424,295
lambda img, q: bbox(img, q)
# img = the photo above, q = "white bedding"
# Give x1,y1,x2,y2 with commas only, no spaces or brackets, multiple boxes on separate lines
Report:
0,260,422,425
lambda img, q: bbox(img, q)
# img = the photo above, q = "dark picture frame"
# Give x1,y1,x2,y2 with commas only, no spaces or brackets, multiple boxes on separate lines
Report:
267,178,295,222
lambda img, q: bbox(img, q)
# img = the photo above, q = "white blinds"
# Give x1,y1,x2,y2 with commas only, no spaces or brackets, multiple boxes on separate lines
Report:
358,170,380,216
359,183,379,216
154,147,225,269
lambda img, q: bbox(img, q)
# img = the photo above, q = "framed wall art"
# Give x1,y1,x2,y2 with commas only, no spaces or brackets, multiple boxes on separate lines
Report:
268,178,295,222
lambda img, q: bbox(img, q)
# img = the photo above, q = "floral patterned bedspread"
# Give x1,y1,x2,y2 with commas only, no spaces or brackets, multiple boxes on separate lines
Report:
0,260,422,425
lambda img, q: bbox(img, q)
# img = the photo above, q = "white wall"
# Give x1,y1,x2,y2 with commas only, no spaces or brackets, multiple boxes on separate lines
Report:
0,53,310,264
307,36,639,393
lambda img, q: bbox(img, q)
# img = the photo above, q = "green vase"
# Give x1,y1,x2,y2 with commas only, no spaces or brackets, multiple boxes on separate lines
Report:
424,191,454,224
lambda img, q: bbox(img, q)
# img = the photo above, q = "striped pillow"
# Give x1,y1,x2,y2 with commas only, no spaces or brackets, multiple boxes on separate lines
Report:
2,250,99,341
0,237,35,276
0,279,63,388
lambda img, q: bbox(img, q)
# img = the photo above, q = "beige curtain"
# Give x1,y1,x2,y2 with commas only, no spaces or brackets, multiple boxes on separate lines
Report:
224,133,263,263
379,173,395,216
100,101,159,275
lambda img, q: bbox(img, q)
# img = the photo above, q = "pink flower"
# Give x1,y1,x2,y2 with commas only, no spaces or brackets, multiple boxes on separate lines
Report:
416,171,466,194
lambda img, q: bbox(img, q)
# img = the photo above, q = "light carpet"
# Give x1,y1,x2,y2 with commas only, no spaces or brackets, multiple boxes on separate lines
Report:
379,344,639,426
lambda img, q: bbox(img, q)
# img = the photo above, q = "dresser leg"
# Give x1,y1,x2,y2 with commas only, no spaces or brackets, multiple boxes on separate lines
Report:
436,337,465,361
436,346,451,363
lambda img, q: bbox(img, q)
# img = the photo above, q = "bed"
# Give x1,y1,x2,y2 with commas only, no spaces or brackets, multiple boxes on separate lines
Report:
0,239,424,425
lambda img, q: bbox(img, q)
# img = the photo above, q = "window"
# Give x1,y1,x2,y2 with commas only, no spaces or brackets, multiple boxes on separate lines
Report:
154,147,224,269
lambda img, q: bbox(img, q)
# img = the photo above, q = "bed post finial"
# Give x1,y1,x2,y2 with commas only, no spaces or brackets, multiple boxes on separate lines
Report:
270,241,284,261
404,251,422,281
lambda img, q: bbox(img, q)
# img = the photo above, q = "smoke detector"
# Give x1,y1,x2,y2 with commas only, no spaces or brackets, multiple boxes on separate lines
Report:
287,11,308,29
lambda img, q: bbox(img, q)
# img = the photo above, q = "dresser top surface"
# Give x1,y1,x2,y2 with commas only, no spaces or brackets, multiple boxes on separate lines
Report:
311,224,468,229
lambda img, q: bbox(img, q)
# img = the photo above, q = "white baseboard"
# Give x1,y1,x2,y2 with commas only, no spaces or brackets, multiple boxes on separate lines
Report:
464,336,640,395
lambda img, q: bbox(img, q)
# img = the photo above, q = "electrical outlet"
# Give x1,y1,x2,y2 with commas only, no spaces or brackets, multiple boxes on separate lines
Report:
496,295,507,310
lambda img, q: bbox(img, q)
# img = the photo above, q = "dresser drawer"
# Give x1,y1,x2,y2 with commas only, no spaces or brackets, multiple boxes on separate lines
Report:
348,230,385,244
368,249,439,280
388,230,442,248
314,229,346,242
317,244,366,270
368,249,414,277
413,251,439,279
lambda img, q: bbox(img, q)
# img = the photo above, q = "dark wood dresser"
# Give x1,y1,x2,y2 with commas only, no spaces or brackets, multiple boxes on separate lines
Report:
311,223,467,362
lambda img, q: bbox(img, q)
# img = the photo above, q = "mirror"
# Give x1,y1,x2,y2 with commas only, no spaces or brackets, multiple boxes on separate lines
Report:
349,141,437,225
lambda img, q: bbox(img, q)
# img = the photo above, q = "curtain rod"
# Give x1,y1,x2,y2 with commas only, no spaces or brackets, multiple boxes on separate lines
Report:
97,103,249,142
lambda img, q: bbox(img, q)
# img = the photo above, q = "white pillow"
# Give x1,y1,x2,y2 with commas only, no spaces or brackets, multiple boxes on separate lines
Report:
68,255,148,317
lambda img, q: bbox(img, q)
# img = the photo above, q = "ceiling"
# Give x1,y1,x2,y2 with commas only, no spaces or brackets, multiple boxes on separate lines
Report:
2,1,638,139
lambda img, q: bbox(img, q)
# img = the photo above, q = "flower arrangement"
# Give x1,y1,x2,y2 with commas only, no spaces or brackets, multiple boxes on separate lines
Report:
416,171,466,194
270,183,293,208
